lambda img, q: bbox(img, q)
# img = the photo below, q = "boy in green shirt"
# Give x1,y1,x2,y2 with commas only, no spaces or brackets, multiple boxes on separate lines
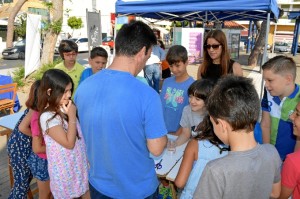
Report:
55,40,84,92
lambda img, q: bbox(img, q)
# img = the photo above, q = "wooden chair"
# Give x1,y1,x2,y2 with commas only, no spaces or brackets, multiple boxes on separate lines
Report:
0,83,17,115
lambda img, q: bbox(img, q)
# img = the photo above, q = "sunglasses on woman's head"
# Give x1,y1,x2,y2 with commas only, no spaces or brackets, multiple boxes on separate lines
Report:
204,44,221,50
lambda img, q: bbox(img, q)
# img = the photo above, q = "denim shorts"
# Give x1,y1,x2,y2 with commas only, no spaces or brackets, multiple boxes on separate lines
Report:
27,151,49,181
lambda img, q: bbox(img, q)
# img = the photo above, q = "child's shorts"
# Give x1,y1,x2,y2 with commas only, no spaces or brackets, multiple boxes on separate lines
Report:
27,151,49,181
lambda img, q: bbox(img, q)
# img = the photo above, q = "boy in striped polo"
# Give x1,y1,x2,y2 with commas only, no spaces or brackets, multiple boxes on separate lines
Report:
261,55,300,160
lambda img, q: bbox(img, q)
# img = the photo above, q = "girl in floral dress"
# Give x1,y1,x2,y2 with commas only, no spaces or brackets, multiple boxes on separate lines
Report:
37,69,89,199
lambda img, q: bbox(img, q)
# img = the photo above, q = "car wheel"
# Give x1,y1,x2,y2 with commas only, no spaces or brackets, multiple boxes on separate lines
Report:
18,52,25,60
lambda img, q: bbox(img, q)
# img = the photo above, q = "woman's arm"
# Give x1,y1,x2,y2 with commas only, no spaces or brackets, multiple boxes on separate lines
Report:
174,139,198,188
232,62,243,76
18,109,33,136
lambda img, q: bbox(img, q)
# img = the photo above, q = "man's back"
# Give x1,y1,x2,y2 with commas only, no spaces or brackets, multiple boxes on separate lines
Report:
75,69,167,198
194,144,281,199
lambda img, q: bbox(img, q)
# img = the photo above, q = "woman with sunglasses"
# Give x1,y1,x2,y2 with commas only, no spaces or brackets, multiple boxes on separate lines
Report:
197,30,243,82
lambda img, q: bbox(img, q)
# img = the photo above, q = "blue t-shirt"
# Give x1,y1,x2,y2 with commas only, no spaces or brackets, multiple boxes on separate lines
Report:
75,69,167,198
160,76,195,133
79,68,93,84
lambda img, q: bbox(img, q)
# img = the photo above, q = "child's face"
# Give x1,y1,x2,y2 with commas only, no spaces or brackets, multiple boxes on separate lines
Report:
206,38,222,62
60,83,72,106
89,56,108,74
189,95,205,112
263,69,290,98
63,51,77,65
169,61,188,78
290,102,300,137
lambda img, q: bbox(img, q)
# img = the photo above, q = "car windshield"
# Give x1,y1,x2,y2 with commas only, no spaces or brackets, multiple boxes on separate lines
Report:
15,40,25,46
102,37,112,42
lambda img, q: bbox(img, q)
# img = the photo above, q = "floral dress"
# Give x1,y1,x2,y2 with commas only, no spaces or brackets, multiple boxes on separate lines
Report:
40,112,89,199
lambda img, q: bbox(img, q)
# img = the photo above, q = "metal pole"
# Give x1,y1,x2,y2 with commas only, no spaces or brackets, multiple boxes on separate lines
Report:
86,9,91,57
246,20,252,54
262,12,270,66
272,23,277,54
260,12,271,100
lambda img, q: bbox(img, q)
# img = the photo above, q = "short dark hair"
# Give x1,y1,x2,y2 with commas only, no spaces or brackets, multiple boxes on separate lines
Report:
262,55,296,81
207,75,260,132
90,46,108,59
166,45,188,65
115,20,157,56
188,79,215,101
58,40,78,60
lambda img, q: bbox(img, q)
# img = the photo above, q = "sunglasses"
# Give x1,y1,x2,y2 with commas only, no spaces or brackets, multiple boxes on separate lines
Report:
204,44,221,50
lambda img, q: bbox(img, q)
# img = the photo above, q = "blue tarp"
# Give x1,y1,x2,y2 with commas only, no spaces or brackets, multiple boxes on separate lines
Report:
116,0,280,22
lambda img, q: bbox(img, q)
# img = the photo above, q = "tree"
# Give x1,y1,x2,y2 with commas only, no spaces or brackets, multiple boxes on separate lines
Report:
14,13,27,39
248,21,266,67
40,0,63,65
248,9,284,66
6,0,27,48
67,16,83,37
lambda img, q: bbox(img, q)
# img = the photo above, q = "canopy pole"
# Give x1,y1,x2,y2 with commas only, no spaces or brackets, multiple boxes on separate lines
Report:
292,18,300,56
246,20,252,54
272,23,277,54
262,12,270,67
259,12,270,100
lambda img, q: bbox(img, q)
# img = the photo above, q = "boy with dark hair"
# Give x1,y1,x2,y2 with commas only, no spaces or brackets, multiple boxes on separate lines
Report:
79,46,108,84
55,39,84,92
194,75,281,199
261,55,300,160
160,45,195,134
75,21,167,198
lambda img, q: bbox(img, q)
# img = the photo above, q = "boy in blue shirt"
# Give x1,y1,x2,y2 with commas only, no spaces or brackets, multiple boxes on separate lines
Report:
79,46,108,84
160,45,194,134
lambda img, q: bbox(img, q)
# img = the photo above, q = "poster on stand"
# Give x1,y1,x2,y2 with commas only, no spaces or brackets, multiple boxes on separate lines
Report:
223,29,241,60
173,27,204,64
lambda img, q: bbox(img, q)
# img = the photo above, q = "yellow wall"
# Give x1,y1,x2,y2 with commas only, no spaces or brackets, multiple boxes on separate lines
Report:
243,24,296,44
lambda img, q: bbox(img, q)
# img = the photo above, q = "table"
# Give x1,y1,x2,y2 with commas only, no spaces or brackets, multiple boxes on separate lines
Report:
151,135,188,199
0,111,24,137
0,75,21,113
152,135,187,177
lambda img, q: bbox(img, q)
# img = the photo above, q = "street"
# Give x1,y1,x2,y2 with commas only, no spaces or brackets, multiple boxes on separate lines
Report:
0,52,90,75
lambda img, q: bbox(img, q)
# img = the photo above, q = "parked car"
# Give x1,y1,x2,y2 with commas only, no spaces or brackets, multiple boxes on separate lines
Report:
70,37,89,52
2,40,26,60
272,42,291,52
102,36,114,50
54,37,89,53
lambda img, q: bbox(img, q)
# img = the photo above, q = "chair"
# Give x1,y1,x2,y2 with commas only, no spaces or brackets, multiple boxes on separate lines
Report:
0,83,17,114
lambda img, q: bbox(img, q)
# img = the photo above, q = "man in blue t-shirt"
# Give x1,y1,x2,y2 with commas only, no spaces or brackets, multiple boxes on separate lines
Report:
75,21,167,199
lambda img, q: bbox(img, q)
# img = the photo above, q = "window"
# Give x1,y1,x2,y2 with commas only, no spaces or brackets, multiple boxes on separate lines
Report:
28,7,48,17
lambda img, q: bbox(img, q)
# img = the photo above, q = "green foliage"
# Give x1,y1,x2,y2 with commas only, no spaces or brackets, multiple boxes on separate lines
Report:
42,1,53,10
14,14,27,39
171,21,189,27
32,58,62,80
42,19,63,34
12,66,25,87
67,16,83,30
